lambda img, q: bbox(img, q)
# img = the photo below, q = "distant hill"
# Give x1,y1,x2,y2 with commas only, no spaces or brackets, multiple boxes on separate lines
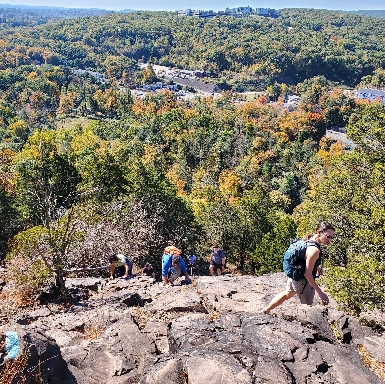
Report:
0,4,137,26
0,3,137,12
1,8,385,88
345,10,385,18
0,4,111,25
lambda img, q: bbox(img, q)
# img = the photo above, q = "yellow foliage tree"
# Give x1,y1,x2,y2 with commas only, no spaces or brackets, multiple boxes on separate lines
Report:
218,169,242,198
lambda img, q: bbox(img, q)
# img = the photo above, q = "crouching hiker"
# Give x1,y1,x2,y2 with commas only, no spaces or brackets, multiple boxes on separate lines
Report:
142,263,156,279
162,246,191,287
109,254,132,279
262,221,335,314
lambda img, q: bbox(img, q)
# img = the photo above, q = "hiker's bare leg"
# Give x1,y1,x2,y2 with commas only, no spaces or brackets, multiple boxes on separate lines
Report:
209,265,215,276
264,291,296,313
217,268,221,276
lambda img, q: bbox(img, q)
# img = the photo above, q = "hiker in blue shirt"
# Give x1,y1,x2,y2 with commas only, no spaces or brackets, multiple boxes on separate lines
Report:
188,254,197,275
109,254,132,279
161,246,191,287
209,245,226,276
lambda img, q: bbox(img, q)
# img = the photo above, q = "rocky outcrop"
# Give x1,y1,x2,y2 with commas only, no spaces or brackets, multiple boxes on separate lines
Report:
1,273,384,383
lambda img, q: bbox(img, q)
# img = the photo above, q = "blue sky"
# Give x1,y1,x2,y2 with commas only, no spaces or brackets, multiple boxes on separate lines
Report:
1,0,385,11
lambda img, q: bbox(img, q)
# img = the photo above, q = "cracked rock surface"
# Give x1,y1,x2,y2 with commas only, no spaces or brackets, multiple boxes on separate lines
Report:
1,273,384,383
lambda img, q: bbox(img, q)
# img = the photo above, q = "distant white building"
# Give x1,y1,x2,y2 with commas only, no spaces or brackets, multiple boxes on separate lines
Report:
177,6,277,18
355,88,385,102
225,6,252,14
256,8,278,17
178,9,193,16
256,8,269,16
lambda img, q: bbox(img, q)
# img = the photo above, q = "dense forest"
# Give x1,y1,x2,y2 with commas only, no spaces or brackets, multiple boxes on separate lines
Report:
0,6,384,315
1,8,385,89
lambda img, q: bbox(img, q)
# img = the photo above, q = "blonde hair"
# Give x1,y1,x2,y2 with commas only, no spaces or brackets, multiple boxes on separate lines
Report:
164,245,182,255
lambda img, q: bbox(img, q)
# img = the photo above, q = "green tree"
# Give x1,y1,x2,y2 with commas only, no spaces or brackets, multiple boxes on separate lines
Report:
14,130,81,227
193,182,274,271
0,185,19,258
253,212,297,275
295,103,385,313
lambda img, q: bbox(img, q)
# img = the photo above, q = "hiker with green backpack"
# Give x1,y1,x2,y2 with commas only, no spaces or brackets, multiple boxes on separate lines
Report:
262,221,335,314
109,253,133,279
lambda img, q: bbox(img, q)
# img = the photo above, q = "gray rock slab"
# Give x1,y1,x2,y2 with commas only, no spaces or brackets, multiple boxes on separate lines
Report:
142,321,170,354
15,307,52,325
359,309,385,330
185,350,253,384
354,335,385,363
3,272,384,383
327,308,376,343
279,305,335,342
66,317,156,383
316,340,384,384
138,357,185,384
253,356,292,383
285,345,324,384
242,314,314,360
169,313,216,351
66,277,103,292
150,286,207,313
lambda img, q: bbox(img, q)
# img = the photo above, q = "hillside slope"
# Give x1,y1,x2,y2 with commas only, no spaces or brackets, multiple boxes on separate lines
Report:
1,273,384,383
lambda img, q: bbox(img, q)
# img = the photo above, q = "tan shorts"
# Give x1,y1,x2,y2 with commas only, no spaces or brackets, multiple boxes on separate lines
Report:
286,278,315,305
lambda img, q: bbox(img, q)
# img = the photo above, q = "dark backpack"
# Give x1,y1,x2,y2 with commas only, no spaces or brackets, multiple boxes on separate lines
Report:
171,254,181,265
282,239,320,281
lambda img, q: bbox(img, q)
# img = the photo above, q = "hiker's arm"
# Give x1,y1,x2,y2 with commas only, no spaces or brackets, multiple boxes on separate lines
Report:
180,258,191,281
180,258,188,274
162,255,172,285
304,247,329,305
110,264,115,278
123,263,129,278
161,255,172,276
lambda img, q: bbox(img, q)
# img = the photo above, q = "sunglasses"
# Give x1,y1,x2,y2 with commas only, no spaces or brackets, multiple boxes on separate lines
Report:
323,232,335,240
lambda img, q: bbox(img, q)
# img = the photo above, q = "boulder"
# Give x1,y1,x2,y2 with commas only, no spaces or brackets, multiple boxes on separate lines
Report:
0,326,76,383
185,350,252,384
64,317,156,383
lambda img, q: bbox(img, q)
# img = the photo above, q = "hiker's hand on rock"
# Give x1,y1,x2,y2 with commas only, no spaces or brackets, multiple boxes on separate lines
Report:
319,291,329,305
